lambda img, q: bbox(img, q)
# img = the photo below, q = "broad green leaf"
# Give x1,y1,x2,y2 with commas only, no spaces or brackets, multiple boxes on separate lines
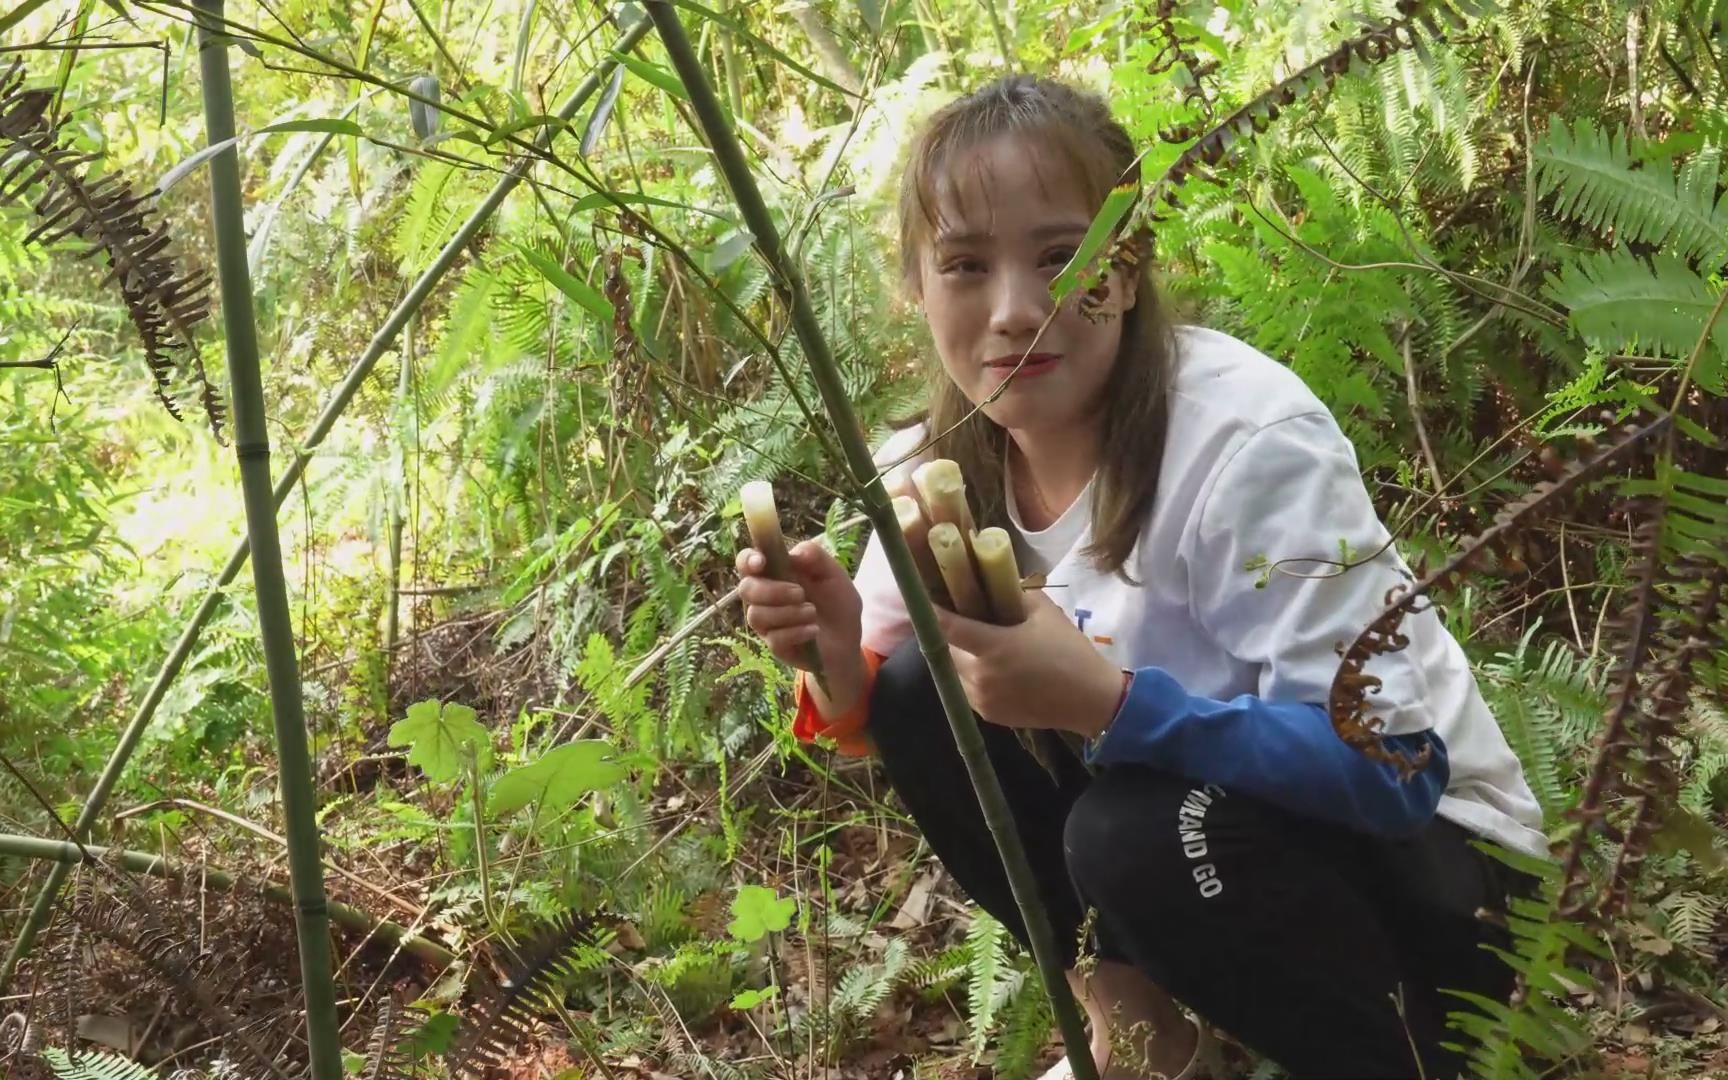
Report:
488,740,628,818
730,984,779,1009
612,51,688,100
1050,179,1138,304
387,699,491,783
1651,806,1725,871
1551,251,1724,362
711,227,755,270
728,884,795,942
517,244,615,322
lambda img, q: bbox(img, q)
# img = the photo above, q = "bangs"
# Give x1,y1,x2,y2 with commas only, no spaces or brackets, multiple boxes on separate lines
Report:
900,117,1121,280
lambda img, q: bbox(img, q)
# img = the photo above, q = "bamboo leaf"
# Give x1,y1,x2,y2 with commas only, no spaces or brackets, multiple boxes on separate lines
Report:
517,243,615,321
388,699,492,784
488,740,629,818
612,50,688,100
666,0,854,97
1050,180,1137,304
572,189,737,223
154,118,365,196
483,112,575,146
408,73,441,139
0,0,52,35
581,66,626,156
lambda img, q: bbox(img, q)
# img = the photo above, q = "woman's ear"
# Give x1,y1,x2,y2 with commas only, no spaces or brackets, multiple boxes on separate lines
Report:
1115,267,1139,313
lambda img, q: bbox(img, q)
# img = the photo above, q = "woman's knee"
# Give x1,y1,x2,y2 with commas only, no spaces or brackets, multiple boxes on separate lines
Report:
1063,768,1242,911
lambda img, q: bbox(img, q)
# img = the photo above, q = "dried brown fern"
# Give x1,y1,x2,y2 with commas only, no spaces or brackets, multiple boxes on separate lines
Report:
1077,0,1489,319
1592,557,1727,916
446,910,615,1077
1326,414,1670,777
359,996,417,1080
1153,0,1482,207
67,877,291,1080
0,60,224,441
1140,0,1221,144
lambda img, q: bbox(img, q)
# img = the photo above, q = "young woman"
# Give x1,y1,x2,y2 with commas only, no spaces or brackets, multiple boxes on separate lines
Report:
734,74,1546,1080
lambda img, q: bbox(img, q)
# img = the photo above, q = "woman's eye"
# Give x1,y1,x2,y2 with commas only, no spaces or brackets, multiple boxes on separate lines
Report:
941,258,985,275
1043,247,1078,268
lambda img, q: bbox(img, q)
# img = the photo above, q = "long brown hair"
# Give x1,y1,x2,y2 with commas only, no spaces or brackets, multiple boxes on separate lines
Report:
895,74,1174,580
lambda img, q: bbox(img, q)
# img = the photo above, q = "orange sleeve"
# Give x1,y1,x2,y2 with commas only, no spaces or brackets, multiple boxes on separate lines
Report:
791,648,884,757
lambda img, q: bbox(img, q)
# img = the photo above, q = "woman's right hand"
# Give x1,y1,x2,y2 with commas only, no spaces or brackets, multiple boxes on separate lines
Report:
735,540,867,712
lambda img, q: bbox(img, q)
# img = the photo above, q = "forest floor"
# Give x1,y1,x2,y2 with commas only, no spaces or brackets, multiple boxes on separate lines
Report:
14,603,1728,1080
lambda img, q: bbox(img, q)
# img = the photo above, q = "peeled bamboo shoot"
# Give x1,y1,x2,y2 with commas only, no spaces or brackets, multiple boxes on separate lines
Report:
740,480,828,693
929,522,988,619
895,495,946,598
741,481,795,578
913,459,976,537
974,527,1024,625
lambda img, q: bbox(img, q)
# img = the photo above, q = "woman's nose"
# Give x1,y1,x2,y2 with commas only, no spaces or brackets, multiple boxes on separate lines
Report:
988,265,1050,337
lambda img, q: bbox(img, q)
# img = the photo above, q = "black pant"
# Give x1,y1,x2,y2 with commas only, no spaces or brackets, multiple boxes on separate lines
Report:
867,639,1530,1080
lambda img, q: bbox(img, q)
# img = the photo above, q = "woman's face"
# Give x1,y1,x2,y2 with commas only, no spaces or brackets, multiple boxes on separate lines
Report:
914,133,1136,437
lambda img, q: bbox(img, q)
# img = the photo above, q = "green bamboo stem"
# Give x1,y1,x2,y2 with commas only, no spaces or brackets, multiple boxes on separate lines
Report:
0,832,456,967
195,4,343,1075
640,5,1098,1078
0,16,654,996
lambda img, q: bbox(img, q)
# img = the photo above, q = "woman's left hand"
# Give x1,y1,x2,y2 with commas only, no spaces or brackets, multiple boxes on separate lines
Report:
934,589,1126,736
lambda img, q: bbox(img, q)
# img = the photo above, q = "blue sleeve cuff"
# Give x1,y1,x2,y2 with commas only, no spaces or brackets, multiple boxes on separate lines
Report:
1085,667,1449,837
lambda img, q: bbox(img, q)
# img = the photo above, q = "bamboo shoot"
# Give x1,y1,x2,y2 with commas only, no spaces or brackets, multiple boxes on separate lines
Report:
974,527,1024,625
913,459,976,537
929,522,989,619
740,480,829,695
894,494,945,598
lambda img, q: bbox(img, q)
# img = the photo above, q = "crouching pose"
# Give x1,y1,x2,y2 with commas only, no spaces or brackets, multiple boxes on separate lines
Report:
736,74,1547,1080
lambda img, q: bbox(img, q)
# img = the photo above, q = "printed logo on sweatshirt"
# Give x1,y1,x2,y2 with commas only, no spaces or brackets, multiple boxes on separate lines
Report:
1073,608,1114,647
1178,784,1227,899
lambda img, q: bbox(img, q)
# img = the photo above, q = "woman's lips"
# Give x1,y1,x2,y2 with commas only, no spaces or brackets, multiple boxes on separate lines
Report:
986,352,1060,379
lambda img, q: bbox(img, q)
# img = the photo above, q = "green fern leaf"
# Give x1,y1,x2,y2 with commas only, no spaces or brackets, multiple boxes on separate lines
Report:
41,1050,157,1080
1549,251,1727,387
1533,118,1728,267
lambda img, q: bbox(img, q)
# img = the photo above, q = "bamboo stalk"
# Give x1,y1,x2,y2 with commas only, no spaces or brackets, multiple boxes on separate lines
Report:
0,833,456,967
194,5,342,1074
640,6,1098,1077
0,19,653,993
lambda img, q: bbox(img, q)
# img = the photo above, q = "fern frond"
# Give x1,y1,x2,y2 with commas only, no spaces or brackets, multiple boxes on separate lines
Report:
0,61,221,438
1551,251,1727,389
965,910,1011,1061
68,883,285,1080
359,996,416,1080
991,974,1054,1080
41,1049,157,1080
447,910,616,1076
1533,118,1728,267
1658,891,1723,956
